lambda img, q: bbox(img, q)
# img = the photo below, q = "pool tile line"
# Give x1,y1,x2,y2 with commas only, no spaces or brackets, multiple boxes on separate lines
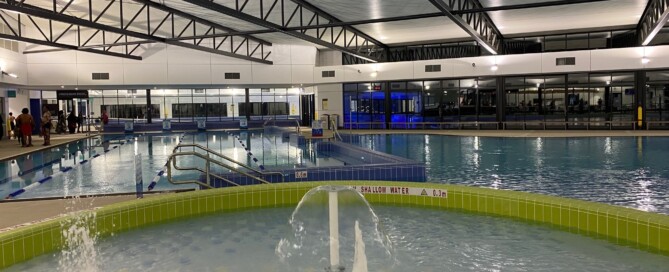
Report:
3,138,135,200
147,133,186,191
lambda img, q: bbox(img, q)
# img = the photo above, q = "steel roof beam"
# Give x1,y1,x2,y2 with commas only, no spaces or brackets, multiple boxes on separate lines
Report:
131,0,271,46
638,0,669,46
43,0,605,52
428,0,504,54
182,0,385,62
0,1,272,63
0,33,142,60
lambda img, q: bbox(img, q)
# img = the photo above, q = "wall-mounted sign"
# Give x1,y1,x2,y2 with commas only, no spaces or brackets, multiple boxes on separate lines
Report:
7,90,16,98
57,90,89,100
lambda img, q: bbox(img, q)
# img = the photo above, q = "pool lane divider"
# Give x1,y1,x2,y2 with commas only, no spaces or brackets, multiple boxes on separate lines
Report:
4,138,135,200
226,130,266,171
147,133,186,191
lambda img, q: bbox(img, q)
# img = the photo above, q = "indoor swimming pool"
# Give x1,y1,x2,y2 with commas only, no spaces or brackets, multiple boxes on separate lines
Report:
346,134,669,214
0,130,349,199
2,131,669,216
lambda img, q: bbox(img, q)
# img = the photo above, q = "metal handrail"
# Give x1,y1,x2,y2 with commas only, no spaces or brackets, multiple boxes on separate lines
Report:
331,120,343,141
175,143,284,181
168,151,269,187
262,117,276,127
294,119,301,134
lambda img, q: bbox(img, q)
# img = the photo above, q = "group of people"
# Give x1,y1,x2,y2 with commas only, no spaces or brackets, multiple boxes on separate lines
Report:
5,107,86,147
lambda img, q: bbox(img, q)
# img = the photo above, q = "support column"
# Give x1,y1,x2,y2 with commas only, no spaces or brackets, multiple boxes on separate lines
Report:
245,88,250,120
384,82,391,129
635,71,647,129
146,89,152,124
496,77,506,129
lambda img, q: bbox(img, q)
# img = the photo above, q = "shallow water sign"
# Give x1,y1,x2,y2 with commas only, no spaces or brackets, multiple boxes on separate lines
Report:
351,185,446,198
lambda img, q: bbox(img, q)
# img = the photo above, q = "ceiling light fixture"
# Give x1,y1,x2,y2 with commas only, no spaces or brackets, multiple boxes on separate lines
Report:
606,80,611,85
491,64,498,71
370,71,378,78
642,56,650,64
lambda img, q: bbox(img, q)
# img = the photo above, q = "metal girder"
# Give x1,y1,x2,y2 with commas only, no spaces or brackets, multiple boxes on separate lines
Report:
0,1,272,63
0,32,142,60
428,0,504,55
288,0,387,51
182,0,386,62
638,0,669,46
131,0,271,46
0,10,142,60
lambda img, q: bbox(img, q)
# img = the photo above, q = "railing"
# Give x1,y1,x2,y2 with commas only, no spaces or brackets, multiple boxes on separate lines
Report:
262,117,276,127
331,120,343,141
166,144,285,188
294,119,301,134
343,120,646,130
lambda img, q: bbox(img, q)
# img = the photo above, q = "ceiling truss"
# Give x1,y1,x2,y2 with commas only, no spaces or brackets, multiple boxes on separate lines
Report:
182,0,388,62
0,0,273,63
428,0,504,55
638,0,669,46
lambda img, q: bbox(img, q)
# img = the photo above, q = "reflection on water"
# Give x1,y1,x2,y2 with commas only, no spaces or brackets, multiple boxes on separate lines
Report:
349,135,669,214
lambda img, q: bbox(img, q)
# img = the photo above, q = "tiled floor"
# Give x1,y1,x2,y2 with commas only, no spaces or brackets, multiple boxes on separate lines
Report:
0,133,94,161
0,193,170,232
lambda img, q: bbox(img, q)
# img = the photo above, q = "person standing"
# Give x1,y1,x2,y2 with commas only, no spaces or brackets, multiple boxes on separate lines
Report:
8,112,15,139
55,110,66,134
67,110,77,134
41,106,52,146
17,108,34,147
76,111,83,133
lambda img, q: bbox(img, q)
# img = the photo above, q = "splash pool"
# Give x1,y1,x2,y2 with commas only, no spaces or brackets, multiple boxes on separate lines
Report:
2,182,668,271
6,206,669,272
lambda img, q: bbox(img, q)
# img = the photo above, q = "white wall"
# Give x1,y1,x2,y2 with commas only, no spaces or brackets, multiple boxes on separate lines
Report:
15,43,669,88
312,45,669,83
8,89,30,117
25,44,317,87
314,84,343,126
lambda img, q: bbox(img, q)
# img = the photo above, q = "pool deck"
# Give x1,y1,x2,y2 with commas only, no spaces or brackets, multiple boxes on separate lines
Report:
340,129,669,137
0,133,95,161
0,192,184,232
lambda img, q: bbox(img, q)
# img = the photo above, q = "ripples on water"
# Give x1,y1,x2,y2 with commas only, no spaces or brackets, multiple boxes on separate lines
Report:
349,135,669,214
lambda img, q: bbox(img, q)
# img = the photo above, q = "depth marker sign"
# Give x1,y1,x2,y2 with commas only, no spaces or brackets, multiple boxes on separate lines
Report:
351,185,447,198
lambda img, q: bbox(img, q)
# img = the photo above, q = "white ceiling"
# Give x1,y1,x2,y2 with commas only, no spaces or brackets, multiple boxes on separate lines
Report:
3,0,654,52
482,0,648,35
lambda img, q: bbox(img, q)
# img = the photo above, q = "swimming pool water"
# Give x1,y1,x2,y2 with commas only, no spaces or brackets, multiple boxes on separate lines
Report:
347,134,669,214
6,206,669,271
0,130,347,199
4,132,669,216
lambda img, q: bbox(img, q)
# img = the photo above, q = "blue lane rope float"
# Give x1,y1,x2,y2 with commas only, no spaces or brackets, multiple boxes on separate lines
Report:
4,137,135,200
227,130,265,171
147,133,186,191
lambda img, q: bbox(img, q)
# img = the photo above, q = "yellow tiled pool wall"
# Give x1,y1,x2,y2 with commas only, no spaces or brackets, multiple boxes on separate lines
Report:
2,181,669,269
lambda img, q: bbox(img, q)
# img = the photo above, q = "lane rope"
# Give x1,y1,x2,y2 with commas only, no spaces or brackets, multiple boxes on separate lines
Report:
147,133,186,191
226,130,265,171
4,137,134,200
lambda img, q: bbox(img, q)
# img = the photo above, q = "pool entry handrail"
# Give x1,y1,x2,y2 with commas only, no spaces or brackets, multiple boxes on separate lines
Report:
294,119,301,134
167,144,284,188
331,120,343,141
262,117,276,127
